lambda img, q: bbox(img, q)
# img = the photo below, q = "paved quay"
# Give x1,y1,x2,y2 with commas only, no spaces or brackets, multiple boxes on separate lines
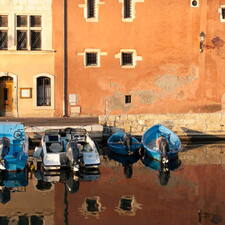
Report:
0,117,103,139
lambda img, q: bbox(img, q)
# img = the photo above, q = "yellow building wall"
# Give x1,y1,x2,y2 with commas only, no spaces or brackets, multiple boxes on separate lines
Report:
0,52,55,117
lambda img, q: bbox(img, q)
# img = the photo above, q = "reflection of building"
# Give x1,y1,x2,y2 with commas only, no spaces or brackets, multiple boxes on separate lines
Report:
115,195,142,216
79,196,105,219
0,178,54,225
0,215,45,225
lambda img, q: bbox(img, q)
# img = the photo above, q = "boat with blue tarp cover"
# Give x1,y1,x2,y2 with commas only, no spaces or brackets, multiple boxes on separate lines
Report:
0,122,28,171
107,130,141,155
141,124,181,161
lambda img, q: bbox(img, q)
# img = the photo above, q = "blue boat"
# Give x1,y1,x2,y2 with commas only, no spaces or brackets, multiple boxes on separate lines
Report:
0,122,28,171
141,124,181,161
107,130,141,155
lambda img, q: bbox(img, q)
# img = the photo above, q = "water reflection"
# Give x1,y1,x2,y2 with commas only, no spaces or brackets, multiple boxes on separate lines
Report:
115,195,142,216
107,151,140,178
1,142,225,224
142,156,181,186
0,171,28,204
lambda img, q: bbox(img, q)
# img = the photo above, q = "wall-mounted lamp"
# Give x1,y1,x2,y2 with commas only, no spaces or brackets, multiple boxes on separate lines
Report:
199,32,206,53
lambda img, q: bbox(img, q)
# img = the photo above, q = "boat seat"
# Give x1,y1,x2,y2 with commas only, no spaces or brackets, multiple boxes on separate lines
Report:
49,142,63,153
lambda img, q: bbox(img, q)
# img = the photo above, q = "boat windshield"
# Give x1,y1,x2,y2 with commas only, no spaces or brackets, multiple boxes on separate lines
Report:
82,144,93,152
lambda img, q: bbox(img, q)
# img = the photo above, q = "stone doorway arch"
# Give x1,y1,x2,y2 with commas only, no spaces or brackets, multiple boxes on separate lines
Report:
0,72,18,117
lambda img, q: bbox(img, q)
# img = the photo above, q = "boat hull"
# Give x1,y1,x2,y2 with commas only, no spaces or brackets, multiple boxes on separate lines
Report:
142,124,181,161
107,131,141,155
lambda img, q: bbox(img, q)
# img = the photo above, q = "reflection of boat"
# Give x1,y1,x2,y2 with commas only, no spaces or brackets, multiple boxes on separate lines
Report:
107,130,141,155
108,151,140,178
34,169,79,193
142,124,181,161
142,156,181,186
33,129,80,172
0,122,28,171
79,167,101,181
0,171,28,204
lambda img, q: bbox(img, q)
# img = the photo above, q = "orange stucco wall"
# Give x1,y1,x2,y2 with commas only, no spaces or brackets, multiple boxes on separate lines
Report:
52,0,65,117
54,0,225,116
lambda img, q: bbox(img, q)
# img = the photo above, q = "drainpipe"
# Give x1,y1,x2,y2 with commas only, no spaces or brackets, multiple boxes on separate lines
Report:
63,0,68,117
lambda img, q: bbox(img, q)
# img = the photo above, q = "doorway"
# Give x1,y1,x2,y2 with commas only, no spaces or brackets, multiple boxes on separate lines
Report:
0,76,13,116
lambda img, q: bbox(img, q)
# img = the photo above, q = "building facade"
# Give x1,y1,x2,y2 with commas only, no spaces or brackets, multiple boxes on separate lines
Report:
1,0,225,117
0,0,57,117
53,0,225,117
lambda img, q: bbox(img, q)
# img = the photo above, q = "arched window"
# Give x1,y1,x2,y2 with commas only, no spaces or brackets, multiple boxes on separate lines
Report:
37,76,51,106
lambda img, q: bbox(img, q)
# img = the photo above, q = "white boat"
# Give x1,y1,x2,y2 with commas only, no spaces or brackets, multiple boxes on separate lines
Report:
33,129,80,172
69,128,100,168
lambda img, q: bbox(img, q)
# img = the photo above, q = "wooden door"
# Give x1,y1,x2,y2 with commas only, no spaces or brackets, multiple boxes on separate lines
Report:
0,80,13,113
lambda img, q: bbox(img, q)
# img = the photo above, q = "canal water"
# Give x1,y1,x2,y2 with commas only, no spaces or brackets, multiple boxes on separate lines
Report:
0,142,225,225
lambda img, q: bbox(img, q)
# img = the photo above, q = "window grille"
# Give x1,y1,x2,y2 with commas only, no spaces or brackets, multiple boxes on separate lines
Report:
87,0,96,18
30,16,41,27
17,15,27,27
86,52,97,66
222,8,225,20
31,31,41,50
122,52,133,65
16,15,42,50
0,31,8,49
0,16,8,27
37,77,51,106
124,0,132,18
17,31,27,50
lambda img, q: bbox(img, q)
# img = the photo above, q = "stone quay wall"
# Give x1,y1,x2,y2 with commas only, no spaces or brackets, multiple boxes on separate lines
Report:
99,113,225,136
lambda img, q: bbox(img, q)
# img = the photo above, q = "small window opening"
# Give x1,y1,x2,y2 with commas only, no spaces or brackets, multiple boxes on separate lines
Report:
122,52,133,66
124,0,132,19
87,0,96,18
86,52,97,66
222,8,225,20
125,95,131,104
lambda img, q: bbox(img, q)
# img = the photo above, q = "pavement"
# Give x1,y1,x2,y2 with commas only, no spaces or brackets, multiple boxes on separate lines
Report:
0,117,103,139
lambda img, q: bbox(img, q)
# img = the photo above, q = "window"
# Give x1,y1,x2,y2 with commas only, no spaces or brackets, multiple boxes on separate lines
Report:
124,0,132,19
115,49,142,68
0,15,8,50
86,52,97,66
122,52,133,66
221,7,225,21
16,15,42,50
125,95,131,104
37,76,51,106
87,0,96,18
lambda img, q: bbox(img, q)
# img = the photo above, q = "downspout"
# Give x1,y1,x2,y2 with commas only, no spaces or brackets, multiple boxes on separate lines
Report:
63,0,68,117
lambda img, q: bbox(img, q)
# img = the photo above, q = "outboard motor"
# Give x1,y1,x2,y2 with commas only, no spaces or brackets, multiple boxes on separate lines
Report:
123,134,132,155
159,137,169,164
66,141,80,172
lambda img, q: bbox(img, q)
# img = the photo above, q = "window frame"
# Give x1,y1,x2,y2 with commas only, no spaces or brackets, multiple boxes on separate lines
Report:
219,6,225,22
16,15,42,51
84,49,100,67
33,74,54,109
120,50,135,68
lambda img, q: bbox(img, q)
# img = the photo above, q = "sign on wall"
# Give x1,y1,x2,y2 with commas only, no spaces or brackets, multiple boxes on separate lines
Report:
20,88,32,98
69,94,77,106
